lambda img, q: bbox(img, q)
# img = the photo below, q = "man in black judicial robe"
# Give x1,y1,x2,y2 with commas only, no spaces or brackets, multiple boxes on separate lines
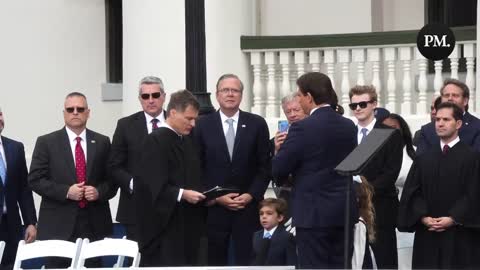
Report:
135,90,208,267
398,102,480,269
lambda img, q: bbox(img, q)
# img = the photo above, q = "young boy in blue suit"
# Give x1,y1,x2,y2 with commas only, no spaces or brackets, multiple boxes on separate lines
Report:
252,198,297,266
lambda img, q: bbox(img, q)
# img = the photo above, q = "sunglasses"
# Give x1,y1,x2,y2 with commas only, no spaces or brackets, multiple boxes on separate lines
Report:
140,92,162,100
348,101,374,110
65,107,86,113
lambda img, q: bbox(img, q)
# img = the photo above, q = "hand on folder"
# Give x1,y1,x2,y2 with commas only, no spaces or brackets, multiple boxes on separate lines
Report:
182,189,206,204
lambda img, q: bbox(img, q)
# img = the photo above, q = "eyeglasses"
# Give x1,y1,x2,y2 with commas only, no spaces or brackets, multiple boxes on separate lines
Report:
140,92,162,100
218,88,242,94
348,101,374,110
65,107,86,113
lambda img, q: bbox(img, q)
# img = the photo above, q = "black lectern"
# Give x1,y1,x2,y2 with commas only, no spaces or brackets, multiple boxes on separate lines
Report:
335,128,397,269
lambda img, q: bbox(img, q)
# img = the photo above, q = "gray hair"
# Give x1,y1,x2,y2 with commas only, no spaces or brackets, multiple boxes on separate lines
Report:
138,76,164,95
216,74,244,92
281,93,299,106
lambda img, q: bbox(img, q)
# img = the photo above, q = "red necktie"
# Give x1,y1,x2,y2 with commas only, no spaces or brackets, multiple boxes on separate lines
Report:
75,137,87,208
442,144,450,155
151,119,159,131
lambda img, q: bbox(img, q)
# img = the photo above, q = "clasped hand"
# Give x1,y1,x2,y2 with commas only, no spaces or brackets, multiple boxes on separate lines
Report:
422,216,455,232
215,193,253,211
67,182,99,201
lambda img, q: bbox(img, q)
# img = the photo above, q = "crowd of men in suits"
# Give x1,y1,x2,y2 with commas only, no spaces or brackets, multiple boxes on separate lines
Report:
1,71,479,269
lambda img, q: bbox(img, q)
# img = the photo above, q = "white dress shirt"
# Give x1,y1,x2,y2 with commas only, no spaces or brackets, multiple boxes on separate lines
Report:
356,118,376,145
440,136,460,151
144,111,166,134
219,110,240,135
263,225,278,238
65,127,87,164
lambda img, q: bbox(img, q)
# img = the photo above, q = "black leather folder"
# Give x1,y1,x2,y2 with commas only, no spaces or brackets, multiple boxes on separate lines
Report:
203,186,240,200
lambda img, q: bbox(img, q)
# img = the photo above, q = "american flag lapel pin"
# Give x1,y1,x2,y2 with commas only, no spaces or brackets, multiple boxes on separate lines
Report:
91,140,96,143
242,124,246,128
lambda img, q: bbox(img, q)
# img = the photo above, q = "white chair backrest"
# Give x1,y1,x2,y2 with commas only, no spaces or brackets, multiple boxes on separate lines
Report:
13,238,82,270
77,238,140,268
0,241,6,265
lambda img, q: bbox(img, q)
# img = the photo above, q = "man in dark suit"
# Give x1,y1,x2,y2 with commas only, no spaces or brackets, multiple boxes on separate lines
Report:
194,74,271,266
272,72,358,269
29,92,114,268
109,76,166,241
0,108,37,270
416,79,480,154
135,90,207,266
349,85,403,269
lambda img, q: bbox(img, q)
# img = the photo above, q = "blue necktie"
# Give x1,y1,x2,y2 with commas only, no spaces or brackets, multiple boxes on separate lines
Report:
0,152,6,185
360,128,368,144
263,232,272,239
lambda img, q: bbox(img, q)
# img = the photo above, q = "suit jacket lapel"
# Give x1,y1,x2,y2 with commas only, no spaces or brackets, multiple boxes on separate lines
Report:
233,111,246,160
135,112,148,135
59,129,77,182
2,137,12,186
86,130,96,181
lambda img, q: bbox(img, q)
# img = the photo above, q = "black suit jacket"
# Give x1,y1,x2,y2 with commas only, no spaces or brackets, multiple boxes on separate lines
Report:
109,111,149,224
272,107,358,228
359,122,403,228
28,128,114,240
1,136,37,234
252,227,297,266
416,112,480,155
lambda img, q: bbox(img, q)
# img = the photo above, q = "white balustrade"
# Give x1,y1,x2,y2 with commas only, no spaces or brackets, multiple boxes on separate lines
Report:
243,41,476,118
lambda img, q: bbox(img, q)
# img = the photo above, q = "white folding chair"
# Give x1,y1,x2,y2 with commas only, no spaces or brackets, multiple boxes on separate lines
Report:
12,238,82,270
77,238,140,268
0,241,6,265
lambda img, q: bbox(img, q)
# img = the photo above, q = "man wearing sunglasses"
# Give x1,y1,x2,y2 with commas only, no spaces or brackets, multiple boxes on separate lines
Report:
109,76,166,243
349,85,403,269
0,107,37,270
416,79,480,155
29,92,115,268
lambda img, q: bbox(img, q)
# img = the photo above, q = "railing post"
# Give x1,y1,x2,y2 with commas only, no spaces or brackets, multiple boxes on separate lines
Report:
310,50,322,73
399,47,412,115
324,50,336,89
384,47,397,112
367,48,382,106
250,51,265,117
337,49,351,112
433,60,443,93
265,51,279,118
464,43,476,111
279,51,293,99
352,49,366,85
449,45,460,79
294,51,307,78
416,48,428,114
